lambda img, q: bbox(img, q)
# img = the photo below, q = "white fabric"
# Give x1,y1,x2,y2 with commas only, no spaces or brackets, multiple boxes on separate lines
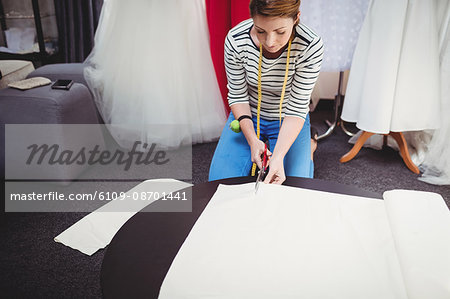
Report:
1,27,36,53
301,0,370,72
54,179,192,256
418,1,450,185
343,1,450,185
341,0,441,134
159,184,450,298
160,184,392,298
84,0,227,149
384,190,450,299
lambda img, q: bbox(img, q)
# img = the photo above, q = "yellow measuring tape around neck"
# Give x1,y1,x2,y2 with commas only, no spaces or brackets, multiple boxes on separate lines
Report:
251,39,292,176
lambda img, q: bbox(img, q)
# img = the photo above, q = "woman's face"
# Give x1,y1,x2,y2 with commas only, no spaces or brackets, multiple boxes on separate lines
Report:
253,14,298,53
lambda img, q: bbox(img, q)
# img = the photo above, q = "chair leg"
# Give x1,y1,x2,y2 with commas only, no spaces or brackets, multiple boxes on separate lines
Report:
340,120,355,137
340,131,374,163
389,132,420,174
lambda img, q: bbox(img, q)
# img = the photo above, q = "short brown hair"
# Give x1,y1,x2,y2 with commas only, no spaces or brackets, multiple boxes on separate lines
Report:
249,0,300,20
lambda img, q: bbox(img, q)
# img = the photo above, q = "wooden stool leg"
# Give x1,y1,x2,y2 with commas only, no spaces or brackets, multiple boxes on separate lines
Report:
389,132,420,174
340,131,375,163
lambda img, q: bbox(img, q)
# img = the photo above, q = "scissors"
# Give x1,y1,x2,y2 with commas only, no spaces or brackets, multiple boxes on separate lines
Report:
255,142,269,194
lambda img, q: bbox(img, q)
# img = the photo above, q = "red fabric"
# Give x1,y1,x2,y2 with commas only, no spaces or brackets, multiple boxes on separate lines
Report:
206,0,250,114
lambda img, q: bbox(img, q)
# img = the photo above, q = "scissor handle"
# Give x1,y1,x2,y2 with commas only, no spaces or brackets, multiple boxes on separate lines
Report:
262,143,268,170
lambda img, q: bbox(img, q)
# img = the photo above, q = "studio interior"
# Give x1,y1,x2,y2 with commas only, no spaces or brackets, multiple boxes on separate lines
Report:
1,0,449,298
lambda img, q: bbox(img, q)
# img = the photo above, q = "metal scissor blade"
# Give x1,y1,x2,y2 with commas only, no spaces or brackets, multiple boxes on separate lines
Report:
255,142,269,194
255,168,265,194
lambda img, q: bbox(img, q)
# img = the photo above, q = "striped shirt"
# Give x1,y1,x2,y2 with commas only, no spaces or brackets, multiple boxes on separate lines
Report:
225,19,324,120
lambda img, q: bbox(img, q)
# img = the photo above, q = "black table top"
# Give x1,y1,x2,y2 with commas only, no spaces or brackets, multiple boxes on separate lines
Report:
101,177,381,299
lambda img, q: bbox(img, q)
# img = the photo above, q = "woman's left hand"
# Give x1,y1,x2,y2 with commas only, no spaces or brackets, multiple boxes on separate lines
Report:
263,155,286,185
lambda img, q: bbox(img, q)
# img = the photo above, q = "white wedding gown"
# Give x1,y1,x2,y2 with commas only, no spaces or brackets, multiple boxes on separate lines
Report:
343,0,450,185
341,0,441,134
84,0,226,149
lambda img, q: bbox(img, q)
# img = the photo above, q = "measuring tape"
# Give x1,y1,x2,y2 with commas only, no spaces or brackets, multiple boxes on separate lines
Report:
251,38,292,176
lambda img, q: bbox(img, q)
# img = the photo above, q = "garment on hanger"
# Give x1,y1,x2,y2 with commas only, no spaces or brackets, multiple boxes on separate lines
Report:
300,0,370,72
84,0,226,149
341,0,441,134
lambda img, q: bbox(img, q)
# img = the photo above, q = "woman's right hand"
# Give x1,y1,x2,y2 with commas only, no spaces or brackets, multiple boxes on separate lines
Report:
250,138,271,170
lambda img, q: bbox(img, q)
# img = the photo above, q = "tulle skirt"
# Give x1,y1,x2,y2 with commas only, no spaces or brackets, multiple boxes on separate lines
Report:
84,0,227,149
419,3,450,185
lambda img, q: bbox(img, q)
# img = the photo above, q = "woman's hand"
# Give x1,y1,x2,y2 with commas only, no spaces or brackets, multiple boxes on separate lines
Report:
250,138,272,170
264,155,286,185
263,116,304,185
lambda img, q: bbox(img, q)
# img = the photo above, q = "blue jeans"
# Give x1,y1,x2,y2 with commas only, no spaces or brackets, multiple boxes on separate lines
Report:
208,113,313,181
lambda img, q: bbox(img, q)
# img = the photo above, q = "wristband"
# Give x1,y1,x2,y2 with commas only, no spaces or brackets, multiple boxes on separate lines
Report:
238,115,252,122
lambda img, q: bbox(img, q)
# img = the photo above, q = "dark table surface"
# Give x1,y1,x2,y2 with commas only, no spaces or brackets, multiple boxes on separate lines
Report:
101,176,381,299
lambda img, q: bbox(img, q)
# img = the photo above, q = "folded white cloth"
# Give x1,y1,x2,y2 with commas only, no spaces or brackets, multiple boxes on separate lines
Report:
54,179,192,255
8,76,51,90
159,184,450,299
160,183,406,298
384,190,450,299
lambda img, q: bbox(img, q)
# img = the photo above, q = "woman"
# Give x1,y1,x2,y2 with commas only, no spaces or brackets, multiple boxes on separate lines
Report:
209,0,323,184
